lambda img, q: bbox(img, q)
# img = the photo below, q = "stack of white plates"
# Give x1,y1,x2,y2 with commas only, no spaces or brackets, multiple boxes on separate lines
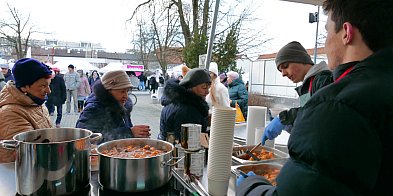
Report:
207,106,236,195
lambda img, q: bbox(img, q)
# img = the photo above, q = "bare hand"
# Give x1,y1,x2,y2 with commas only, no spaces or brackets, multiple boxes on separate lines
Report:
131,125,151,138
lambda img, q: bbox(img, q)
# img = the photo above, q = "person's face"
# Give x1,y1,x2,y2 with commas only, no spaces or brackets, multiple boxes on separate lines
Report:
227,77,233,84
109,88,130,105
191,83,210,99
1,67,7,75
22,78,52,99
325,12,344,70
279,62,309,83
93,72,98,77
209,72,216,80
68,67,74,72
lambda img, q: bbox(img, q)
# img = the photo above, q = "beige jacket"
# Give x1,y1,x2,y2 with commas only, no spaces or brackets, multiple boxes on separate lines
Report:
0,81,53,163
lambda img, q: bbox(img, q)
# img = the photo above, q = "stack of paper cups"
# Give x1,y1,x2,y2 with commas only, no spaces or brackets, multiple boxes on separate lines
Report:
246,106,267,145
207,106,236,196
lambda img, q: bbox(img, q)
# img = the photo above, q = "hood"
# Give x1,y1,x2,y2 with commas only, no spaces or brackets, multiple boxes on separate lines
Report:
228,77,244,87
162,79,209,116
0,81,36,107
303,61,330,82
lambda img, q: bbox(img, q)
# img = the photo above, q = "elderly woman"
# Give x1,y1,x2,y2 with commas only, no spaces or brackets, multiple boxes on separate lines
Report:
227,71,249,118
206,62,230,109
159,68,211,141
76,70,150,143
0,58,53,163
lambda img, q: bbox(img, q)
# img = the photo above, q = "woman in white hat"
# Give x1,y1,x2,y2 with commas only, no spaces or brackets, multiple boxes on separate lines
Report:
206,62,230,109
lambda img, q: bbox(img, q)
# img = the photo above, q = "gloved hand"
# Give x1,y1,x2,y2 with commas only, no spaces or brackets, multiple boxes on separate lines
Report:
262,116,284,145
236,171,256,186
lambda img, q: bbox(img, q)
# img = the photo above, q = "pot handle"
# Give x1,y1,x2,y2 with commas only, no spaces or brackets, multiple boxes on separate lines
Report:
90,133,102,144
0,140,19,150
161,156,184,167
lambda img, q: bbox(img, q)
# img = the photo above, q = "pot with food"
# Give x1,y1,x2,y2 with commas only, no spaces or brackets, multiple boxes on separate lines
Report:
96,138,179,192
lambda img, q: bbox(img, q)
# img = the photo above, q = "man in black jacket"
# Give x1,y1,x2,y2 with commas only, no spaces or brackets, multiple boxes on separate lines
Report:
45,67,66,128
237,0,393,195
262,41,333,145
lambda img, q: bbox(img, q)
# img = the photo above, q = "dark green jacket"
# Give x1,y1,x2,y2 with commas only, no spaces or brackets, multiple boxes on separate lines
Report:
237,47,393,195
228,78,248,117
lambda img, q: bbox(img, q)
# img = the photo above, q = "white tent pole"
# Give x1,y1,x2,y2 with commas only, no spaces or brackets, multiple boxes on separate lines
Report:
204,0,220,70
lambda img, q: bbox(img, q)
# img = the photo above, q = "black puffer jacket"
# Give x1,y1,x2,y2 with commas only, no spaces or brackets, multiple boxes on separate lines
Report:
237,48,393,195
76,81,134,143
158,79,209,141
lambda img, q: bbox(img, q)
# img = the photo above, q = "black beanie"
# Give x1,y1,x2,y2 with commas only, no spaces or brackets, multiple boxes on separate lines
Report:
12,58,52,88
179,68,211,89
275,41,314,70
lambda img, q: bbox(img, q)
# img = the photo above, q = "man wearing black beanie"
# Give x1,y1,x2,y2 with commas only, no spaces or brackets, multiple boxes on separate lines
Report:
261,41,333,145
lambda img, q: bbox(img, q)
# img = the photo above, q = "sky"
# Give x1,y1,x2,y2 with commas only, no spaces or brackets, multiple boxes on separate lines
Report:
0,0,326,58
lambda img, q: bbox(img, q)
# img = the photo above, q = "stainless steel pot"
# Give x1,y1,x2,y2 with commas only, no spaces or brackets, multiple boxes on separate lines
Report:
0,128,102,196
97,138,182,192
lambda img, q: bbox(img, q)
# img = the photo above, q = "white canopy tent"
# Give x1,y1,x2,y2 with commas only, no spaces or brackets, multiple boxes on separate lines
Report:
99,62,124,73
53,61,98,73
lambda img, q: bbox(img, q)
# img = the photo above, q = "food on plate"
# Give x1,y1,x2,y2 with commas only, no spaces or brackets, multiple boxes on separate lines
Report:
241,167,280,186
101,144,166,158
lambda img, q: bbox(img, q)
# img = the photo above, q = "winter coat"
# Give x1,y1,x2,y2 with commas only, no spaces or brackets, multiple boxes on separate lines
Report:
228,78,248,117
47,74,66,105
0,72,5,90
76,81,134,143
279,61,333,126
206,77,230,108
77,76,90,97
0,81,53,163
64,71,81,90
159,79,209,141
88,76,100,91
4,69,14,82
237,47,393,195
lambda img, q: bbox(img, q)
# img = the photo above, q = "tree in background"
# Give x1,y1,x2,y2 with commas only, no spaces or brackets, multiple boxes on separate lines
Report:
0,4,36,59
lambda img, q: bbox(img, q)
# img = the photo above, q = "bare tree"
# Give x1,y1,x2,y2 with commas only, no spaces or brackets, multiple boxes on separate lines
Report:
0,4,36,59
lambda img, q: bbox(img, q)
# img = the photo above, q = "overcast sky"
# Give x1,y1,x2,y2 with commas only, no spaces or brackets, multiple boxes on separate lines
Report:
0,0,326,58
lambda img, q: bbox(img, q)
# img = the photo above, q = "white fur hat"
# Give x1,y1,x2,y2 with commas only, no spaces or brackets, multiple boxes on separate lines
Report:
209,62,219,76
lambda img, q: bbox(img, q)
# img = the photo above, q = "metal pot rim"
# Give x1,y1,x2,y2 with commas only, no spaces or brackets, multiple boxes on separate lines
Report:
12,128,94,144
96,138,174,160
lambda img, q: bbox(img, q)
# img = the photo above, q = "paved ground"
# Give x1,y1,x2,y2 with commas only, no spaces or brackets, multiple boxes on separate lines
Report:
50,91,163,139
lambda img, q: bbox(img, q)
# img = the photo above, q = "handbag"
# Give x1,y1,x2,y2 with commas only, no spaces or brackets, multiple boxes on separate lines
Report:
235,102,246,123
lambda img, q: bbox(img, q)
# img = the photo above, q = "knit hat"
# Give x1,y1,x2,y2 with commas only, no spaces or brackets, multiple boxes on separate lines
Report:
275,41,314,70
101,70,132,90
179,68,211,89
12,58,52,88
209,62,219,76
0,63,8,69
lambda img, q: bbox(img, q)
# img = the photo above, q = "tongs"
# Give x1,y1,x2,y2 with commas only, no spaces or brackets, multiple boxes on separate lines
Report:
236,142,262,161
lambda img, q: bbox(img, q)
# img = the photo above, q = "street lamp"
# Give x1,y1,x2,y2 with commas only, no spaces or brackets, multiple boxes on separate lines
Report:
309,6,320,63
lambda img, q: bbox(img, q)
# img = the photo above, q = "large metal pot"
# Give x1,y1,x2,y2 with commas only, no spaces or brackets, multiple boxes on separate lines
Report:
0,128,102,196
97,138,181,192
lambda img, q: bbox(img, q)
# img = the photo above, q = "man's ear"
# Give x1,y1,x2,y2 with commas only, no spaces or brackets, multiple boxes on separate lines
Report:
20,86,28,94
342,22,354,45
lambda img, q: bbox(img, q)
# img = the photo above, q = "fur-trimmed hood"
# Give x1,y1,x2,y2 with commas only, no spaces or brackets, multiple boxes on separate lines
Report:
162,79,209,117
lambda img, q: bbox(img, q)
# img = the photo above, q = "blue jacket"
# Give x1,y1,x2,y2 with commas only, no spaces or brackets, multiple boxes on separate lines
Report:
228,78,248,117
76,81,134,143
4,69,14,82
158,79,209,141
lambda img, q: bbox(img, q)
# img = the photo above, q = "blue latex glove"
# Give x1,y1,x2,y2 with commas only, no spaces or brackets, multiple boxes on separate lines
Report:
236,171,256,186
262,116,284,145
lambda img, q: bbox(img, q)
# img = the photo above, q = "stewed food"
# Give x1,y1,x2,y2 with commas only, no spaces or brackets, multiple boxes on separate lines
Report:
101,144,167,158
